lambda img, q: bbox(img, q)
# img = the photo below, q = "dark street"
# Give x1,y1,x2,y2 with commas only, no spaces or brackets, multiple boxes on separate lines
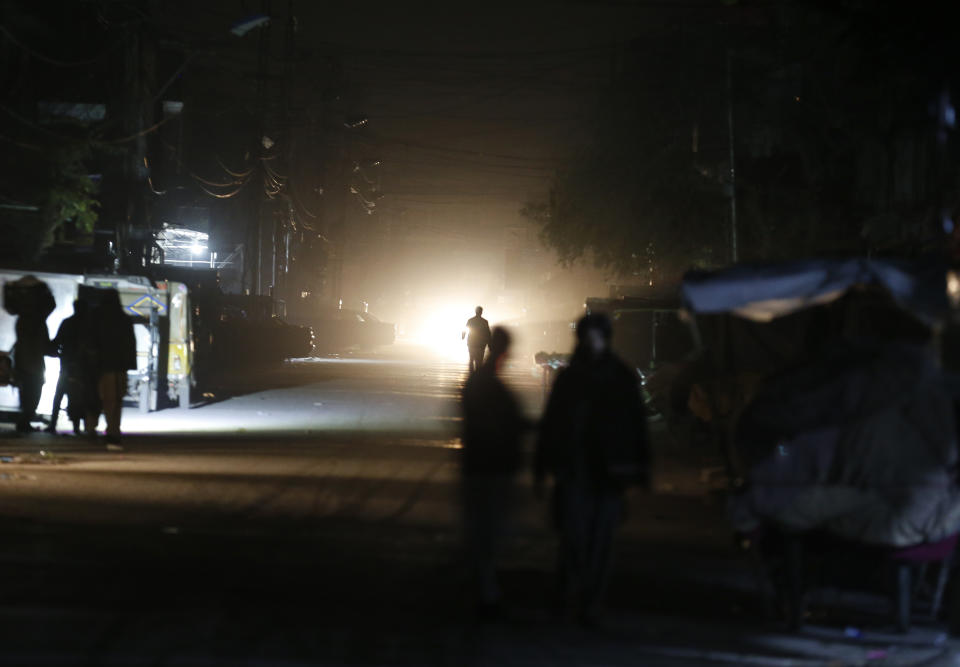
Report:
4,1,960,664
0,348,954,665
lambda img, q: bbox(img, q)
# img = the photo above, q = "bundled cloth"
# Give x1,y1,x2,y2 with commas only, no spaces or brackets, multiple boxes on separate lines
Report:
2,275,55,318
730,341,960,547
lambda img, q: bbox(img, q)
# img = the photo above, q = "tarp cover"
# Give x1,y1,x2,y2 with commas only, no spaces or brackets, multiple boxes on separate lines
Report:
683,258,946,322
730,342,960,546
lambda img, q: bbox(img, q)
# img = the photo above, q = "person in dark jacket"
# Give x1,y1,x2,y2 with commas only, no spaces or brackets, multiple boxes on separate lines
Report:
5,275,54,433
47,300,92,434
462,306,492,373
535,313,650,625
93,290,136,444
13,311,49,433
460,326,526,618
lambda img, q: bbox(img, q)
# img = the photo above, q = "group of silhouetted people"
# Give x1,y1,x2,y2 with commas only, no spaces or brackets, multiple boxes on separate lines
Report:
8,278,137,445
460,309,650,626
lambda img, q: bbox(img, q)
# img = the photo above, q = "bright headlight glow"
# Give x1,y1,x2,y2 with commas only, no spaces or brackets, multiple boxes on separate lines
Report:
949,271,960,307
414,303,472,361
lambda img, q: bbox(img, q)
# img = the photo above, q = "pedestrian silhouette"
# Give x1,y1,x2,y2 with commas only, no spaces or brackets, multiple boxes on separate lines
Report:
92,289,136,445
535,313,650,626
4,276,54,433
47,300,93,435
463,306,491,373
460,326,526,620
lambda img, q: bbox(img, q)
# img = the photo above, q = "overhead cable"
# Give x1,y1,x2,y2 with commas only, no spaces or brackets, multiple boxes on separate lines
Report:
0,104,77,142
0,23,118,67
217,156,254,179
357,131,565,163
261,158,288,180
98,115,177,144
143,157,166,195
312,42,618,60
190,170,248,188
292,192,319,218
2,103,178,148
0,132,41,151
194,181,246,199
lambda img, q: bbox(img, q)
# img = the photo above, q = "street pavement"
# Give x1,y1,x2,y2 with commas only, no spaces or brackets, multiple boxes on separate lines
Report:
0,343,958,665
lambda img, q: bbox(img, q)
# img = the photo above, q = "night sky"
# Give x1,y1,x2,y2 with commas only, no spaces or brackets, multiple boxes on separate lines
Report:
3,2,956,331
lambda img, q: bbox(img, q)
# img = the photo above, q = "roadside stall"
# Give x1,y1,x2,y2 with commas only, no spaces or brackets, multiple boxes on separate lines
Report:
680,258,959,631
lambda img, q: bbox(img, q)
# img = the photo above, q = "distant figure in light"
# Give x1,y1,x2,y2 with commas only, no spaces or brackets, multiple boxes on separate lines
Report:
460,326,526,620
463,306,491,373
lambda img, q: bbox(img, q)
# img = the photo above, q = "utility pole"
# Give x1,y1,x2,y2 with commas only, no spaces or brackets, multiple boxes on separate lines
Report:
726,47,738,264
330,137,348,309
113,28,140,271
252,0,272,296
276,0,295,309
108,6,155,273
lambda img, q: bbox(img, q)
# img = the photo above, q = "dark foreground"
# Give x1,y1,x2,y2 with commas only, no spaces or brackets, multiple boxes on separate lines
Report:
0,349,956,665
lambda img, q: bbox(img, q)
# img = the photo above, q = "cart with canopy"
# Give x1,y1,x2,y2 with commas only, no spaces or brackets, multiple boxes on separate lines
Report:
681,258,959,630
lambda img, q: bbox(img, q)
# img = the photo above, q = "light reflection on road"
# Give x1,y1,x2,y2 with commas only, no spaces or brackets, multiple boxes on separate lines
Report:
118,342,542,437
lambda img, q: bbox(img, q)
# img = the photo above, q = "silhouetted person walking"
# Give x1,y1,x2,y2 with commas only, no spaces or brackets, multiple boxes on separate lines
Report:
13,311,49,433
5,276,54,433
535,313,650,626
93,290,136,445
47,300,91,435
463,306,491,373
460,327,526,619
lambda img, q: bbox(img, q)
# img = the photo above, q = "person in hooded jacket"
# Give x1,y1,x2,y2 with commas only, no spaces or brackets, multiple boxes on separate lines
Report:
535,313,650,625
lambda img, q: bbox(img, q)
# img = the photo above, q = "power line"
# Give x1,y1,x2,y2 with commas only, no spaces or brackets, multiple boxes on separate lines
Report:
374,153,556,173
367,112,586,123
217,156,255,179
194,181,247,199
190,170,249,188
312,42,619,60
342,52,609,86
355,131,566,163
0,104,81,143
0,23,119,68
390,194,534,202
0,132,41,151
98,115,178,144
358,58,603,121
